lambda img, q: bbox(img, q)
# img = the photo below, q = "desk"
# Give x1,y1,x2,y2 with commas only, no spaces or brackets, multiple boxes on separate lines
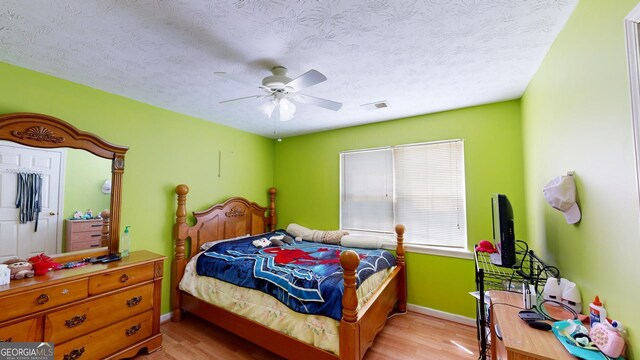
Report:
490,291,574,360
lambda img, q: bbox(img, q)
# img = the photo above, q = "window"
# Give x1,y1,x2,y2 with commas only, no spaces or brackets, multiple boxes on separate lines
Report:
340,139,467,250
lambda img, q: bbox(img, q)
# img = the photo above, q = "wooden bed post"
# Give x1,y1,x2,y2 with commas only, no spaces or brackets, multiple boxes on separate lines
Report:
100,210,110,248
268,187,277,231
395,224,407,312
339,250,360,360
172,184,190,322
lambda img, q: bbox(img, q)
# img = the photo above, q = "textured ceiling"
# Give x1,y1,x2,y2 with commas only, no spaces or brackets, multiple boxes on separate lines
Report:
0,0,577,138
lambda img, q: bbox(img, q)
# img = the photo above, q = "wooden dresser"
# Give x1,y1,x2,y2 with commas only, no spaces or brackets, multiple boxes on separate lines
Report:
0,251,165,360
65,219,104,251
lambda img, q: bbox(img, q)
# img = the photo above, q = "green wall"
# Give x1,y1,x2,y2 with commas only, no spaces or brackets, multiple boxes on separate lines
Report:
62,150,112,252
522,1,640,357
0,61,275,314
273,100,525,317
63,149,112,220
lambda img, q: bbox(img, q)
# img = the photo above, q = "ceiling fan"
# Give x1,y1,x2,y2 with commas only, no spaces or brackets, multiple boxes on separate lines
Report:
215,66,343,122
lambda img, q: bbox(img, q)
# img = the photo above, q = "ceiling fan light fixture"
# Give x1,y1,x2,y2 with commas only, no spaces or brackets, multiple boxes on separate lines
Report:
279,97,296,122
259,99,277,118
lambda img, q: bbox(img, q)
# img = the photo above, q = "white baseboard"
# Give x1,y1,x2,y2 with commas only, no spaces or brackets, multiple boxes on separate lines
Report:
160,312,172,323
161,305,475,327
407,303,475,327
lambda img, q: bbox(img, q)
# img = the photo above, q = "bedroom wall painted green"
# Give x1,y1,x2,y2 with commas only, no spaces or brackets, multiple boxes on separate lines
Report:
521,1,640,357
0,61,275,314
273,100,525,317
63,150,112,219
62,151,112,251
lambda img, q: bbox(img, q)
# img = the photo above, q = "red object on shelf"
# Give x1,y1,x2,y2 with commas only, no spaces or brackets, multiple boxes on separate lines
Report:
475,240,497,253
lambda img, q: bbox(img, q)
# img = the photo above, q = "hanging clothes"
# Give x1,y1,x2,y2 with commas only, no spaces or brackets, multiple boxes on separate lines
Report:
15,172,43,232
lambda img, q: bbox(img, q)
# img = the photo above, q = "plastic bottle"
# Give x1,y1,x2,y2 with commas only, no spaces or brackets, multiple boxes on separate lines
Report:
121,226,131,257
589,295,607,327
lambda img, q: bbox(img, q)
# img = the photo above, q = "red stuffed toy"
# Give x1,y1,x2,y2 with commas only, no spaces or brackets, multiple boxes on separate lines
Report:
475,240,497,254
28,253,61,276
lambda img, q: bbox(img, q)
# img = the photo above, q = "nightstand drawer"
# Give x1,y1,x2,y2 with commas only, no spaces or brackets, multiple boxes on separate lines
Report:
0,279,88,322
45,283,154,344
0,318,38,342
54,310,153,360
89,263,154,295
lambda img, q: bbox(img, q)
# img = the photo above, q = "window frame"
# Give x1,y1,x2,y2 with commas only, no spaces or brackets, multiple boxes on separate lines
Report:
339,139,472,258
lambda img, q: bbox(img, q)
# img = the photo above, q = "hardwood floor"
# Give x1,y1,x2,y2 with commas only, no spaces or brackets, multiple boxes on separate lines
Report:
134,311,479,360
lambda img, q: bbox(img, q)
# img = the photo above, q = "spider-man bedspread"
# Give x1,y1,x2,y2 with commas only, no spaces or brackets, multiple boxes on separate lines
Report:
195,231,396,320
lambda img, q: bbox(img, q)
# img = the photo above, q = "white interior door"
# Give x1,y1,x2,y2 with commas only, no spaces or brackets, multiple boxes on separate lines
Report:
0,142,63,261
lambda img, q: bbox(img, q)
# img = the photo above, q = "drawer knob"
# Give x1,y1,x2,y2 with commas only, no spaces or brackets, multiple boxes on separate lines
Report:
125,323,141,336
0,337,12,342
126,296,142,307
65,314,87,328
120,274,129,283
36,294,50,305
63,347,85,360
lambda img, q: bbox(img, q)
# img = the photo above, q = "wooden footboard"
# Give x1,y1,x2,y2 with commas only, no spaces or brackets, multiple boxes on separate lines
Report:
340,224,406,360
171,184,406,360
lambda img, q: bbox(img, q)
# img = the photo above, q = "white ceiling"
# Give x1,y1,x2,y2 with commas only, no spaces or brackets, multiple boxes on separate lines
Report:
0,0,577,138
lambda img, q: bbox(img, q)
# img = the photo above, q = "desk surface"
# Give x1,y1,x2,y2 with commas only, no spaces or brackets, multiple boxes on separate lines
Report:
490,291,575,360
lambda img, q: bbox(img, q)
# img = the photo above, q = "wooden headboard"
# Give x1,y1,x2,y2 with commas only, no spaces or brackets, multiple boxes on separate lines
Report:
174,184,277,261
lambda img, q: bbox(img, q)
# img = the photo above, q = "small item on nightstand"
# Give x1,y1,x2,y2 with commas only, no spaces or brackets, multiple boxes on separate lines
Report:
73,210,83,219
85,209,93,219
120,225,131,257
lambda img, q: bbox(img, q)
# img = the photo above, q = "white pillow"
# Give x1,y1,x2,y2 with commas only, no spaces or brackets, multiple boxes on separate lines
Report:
200,234,250,251
340,234,383,249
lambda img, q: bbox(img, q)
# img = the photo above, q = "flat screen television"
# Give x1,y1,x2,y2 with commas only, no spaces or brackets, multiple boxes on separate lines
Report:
491,194,516,267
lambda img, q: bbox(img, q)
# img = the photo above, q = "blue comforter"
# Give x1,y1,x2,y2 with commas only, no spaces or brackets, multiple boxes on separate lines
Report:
196,231,396,320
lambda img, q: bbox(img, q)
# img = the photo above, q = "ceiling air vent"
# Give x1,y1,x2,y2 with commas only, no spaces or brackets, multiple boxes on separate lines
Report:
361,100,390,111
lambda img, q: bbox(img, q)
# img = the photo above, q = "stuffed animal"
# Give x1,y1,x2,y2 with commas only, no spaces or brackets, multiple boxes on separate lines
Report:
3,258,35,280
252,238,271,249
28,253,61,276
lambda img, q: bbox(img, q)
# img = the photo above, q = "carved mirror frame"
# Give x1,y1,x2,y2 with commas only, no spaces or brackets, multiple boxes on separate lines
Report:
0,113,128,257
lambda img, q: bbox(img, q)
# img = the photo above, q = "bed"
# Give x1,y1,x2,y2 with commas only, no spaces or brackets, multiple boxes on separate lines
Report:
171,185,406,360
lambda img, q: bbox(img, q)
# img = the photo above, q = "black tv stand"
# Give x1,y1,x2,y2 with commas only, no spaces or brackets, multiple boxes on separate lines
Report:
473,241,559,359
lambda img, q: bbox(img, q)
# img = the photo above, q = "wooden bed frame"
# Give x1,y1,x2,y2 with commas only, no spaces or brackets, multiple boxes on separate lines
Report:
171,185,406,360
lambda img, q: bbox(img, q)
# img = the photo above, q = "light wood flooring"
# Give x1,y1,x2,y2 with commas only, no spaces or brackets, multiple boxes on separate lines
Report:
134,311,479,360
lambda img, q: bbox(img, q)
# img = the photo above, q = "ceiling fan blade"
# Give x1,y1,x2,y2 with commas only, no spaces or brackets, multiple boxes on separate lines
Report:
219,95,266,104
295,93,343,111
285,69,327,91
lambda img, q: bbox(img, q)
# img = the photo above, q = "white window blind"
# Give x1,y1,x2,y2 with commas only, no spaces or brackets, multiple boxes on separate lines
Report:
340,140,467,249
341,149,394,232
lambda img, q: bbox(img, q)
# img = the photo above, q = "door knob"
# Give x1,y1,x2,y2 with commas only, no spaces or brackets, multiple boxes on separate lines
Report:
49,212,56,216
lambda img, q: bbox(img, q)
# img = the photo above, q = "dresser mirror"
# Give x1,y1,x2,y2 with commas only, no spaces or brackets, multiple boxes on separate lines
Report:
0,113,128,261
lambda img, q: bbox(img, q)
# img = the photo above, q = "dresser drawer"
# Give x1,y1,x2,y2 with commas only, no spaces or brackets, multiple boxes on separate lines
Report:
0,279,88,322
69,239,102,252
45,282,154,344
68,220,103,233
89,263,154,295
54,310,153,360
0,318,38,342
69,231,102,243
